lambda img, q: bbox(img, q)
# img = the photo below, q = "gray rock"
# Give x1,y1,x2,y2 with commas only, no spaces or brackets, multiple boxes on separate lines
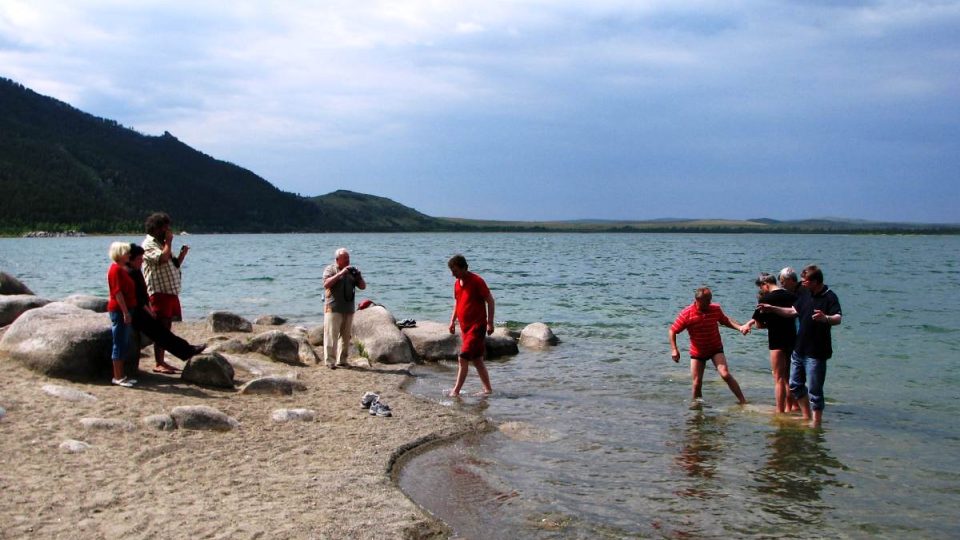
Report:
42,384,98,402
519,322,560,348
0,302,111,378
170,405,240,431
181,352,236,389
402,321,461,361
271,408,316,422
208,338,249,355
238,376,307,396
0,406,6,421
0,272,33,295
352,306,415,364
247,330,301,365
254,315,287,326
286,333,321,365
0,294,51,326
142,414,177,431
80,417,136,432
61,294,109,313
486,328,519,358
59,439,92,453
306,324,324,346
206,311,253,333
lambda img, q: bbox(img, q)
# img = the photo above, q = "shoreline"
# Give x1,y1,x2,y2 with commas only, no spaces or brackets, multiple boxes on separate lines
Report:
0,319,487,539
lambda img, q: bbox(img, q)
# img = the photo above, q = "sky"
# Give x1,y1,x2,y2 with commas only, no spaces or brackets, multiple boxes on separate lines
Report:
1,1,958,223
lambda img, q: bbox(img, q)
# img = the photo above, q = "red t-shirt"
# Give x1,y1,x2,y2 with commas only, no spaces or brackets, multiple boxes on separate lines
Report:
671,302,730,358
454,271,490,330
107,262,137,313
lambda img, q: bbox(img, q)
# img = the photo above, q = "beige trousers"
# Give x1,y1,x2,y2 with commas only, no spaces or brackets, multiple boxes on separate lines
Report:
323,311,354,366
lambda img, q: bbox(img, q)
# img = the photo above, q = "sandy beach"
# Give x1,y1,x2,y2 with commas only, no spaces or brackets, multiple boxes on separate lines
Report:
0,321,485,539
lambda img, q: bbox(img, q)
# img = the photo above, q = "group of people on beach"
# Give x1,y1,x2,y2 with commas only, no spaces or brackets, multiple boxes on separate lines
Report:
107,214,496,398
106,213,204,388
107,215,840,426
668,266,842,428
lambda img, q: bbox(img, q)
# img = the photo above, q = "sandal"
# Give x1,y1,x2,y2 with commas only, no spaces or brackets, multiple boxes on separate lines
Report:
152,365,179,374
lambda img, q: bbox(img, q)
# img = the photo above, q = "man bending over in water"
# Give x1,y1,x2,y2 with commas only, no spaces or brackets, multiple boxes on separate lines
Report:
669,287,750,406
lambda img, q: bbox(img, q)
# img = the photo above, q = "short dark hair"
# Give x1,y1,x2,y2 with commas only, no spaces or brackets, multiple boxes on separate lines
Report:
145,212,171,237
755,272,777,286
128,243,145,258
695,287,712,302
448,254,468,271
801,265,824,284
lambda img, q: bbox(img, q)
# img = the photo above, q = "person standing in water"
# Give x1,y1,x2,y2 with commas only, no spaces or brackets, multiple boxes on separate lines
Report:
447,254,495,397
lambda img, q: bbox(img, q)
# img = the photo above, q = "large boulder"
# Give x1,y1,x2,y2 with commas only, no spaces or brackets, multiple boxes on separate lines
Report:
519,322,559,348
351,306,415,364
61,294,109,313
486,328,519,358
247,330,301,365
402,321,460,361
181,352,236,389
306,324,324,346
206,311,253,333
0,295,51,327
0,302,111,378
0,272,33,295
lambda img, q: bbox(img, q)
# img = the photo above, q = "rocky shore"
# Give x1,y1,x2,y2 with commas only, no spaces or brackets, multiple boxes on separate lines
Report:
0,271,558,538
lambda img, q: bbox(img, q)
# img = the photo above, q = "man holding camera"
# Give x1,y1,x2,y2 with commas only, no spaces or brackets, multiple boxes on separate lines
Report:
322,247,366,369
142,212,190,374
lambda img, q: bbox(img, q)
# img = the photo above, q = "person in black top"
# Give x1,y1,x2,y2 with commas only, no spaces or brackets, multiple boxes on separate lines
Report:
758,265,842,428
743,273,798,414
125,243,205,373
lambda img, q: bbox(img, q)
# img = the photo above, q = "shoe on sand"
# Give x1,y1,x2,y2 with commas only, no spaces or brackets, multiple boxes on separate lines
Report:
112,377,135,388
360,392,379,409
369,401,392,417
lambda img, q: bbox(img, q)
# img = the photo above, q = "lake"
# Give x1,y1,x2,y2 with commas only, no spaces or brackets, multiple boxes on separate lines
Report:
2,232,958,538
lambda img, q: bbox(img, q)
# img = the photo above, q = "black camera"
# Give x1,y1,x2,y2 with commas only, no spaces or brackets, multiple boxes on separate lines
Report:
348,267,360,277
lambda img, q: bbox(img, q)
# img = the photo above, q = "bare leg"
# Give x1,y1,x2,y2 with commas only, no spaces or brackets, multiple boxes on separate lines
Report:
797,395,812,422
689,358,706,401
449,358,470,397
713,353,747,404
472,358,493,395
770,349,790,414
112,359,125,381
810,409,822,428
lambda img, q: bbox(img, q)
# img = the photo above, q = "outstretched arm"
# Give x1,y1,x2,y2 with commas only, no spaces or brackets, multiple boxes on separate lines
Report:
485,292,496,335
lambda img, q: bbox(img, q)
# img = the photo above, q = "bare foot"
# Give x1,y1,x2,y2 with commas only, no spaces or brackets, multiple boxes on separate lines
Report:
447,389,460,397
473,390,492,397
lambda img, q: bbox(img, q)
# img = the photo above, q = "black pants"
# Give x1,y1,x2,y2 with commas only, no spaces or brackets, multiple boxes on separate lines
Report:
131,308,195,360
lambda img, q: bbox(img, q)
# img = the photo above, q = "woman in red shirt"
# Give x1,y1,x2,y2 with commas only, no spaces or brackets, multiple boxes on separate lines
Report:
107,242,137,388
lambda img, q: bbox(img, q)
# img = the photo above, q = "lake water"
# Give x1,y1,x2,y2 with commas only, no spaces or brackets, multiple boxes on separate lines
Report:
2,233,959,538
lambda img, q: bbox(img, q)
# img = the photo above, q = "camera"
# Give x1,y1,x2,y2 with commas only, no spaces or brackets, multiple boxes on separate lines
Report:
348,267,360,277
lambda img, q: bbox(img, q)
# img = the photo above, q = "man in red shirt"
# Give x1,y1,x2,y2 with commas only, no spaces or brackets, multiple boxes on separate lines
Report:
669,287,749,406
447,254,495,397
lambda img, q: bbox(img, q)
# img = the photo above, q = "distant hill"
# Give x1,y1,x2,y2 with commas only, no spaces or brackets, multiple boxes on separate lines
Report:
1,77,955,235
309,190,450,232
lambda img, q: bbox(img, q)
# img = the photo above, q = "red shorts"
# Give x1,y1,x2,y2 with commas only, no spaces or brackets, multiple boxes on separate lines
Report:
459,324,486,359
149,293,182,321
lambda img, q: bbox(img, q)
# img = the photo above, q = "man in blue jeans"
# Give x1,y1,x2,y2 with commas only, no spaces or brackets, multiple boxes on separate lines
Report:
758,265,842,428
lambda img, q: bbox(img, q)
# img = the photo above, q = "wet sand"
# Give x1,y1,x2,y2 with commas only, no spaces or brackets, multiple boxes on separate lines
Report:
0,321,486,539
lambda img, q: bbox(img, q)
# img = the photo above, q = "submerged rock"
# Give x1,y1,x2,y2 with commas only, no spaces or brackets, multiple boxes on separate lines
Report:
519,322,559,348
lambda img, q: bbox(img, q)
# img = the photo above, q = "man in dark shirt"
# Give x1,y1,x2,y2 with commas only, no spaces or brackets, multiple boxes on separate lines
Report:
758,265,842,428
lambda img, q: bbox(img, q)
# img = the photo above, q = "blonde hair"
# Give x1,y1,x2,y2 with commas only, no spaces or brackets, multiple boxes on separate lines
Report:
108,241,131,262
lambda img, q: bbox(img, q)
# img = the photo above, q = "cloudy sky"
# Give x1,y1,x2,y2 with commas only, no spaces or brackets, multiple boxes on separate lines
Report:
2,1,958,222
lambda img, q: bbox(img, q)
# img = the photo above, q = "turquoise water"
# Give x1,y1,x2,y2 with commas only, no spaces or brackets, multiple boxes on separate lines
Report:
3,233,959,537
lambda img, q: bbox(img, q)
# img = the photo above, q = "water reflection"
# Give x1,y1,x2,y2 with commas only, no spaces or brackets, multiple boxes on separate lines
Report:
674,411,727,498
752,423,846,523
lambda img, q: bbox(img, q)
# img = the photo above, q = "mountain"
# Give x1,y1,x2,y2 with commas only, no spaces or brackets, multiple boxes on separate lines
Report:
309,190,449,231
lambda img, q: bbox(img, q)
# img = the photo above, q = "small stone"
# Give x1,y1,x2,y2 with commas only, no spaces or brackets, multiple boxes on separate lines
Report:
60,439,92,453
142,414,177,431
42,384,98,403
80,417,137,432
271,408,316,422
